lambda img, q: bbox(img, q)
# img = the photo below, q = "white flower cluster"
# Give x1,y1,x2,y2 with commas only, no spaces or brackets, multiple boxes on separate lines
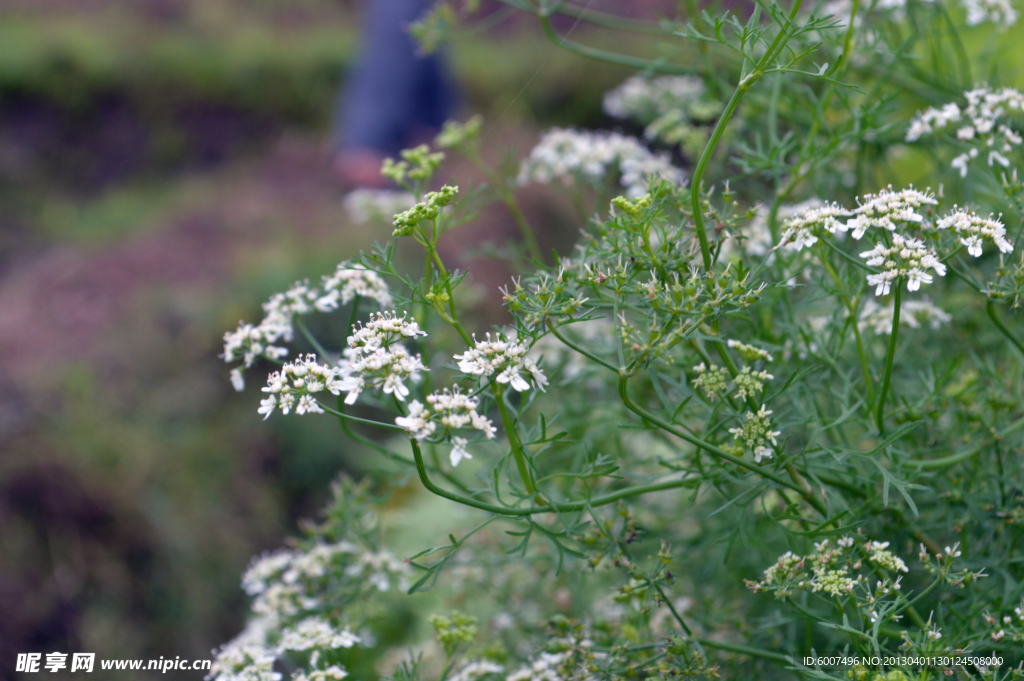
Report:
455,333,548,393
734,366,774,400
864,539,909,573
860,234,947,295
729,405,781,463
290,652,350,681
727,199,824,260
279,617,360,652
342,549,411,592
517,128,686,198
781,187,957,296
779,202,850,251
858,297,952,335
222,265,392,389
692,362,730,401
211,539,409,681
905,103,963,143
342,188,416,224
963,0,1019,27
395,387,497,465
602,75,707,121
448,660,505,681
336,312,428,404
506,652,569,681
258,355,344,420
846,186,937,238
936,206,1013,256
748,537,909,600
317,264,394,312
907,86,1024,176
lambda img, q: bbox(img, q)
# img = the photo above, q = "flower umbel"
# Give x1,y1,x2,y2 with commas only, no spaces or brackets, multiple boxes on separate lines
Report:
454,333,547,393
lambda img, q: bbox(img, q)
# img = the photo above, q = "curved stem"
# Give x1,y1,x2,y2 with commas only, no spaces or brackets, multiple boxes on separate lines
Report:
618,376,829,516
690,0,805,270
467,150,545,263
535,13,701,75
548,320,621,372
320,402,408,432
694,638,795,665
296,317,333,363
495,385,538,497
691,84,746,270
875,285,901,434
987,298,1024,356
906,413,1024,470
409,439,714,516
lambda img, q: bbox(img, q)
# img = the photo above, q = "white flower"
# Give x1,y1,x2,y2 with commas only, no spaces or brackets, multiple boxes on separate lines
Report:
497,365,530,392
754,446,773,463
963,0,1018,27
320,264,393,309
951,153,971,177
859,297,952,335
230,368,246,392
859,233,946,296
426,386,497,439
242,549,298,596
907,86,1024,175
259,355,343,420
450,437,472,467
395,400,436,441
846,186,937,239
523,358,549,392
279,617,360,652
448,660,505,681
603,75,707,121
337,312,428,404
296,395,324,416
454,333,547,393
936,206,1013,257
780,202,850,251
518,127,685,198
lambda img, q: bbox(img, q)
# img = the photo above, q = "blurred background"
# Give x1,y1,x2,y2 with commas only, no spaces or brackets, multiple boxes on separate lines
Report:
0,0,678,675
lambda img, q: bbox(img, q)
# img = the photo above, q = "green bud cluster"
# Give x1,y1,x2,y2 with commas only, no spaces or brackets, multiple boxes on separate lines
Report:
429,611,477,656
436,115,484,151
692,362,729,401
382,144,445,187
392,185,459,236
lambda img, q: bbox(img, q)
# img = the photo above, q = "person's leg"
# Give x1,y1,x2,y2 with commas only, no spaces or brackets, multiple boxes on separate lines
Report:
334,0,454,187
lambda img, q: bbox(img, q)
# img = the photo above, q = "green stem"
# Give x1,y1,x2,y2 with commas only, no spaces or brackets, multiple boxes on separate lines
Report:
548,321,621,372
409,439,713,516
695,638,795,665
618,376,829,516
495,385,538,497
424,240,474,346
467,151,545,263
691,84,746,270
320,403,408,432
875,285,901,434
690,0,805,270
535,13,701,75
906,413,1024,470
819,254,875,407
987,298,1024,356
296,317,333,363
